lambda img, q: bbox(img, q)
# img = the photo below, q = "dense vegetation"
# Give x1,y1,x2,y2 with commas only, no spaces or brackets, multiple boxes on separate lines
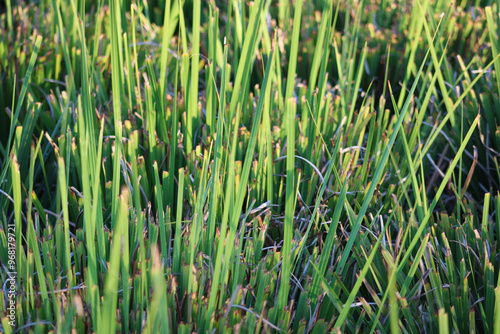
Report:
2,0,500,332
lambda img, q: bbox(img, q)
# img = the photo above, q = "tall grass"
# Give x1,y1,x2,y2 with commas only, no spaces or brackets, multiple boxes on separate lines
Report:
2,0,500,332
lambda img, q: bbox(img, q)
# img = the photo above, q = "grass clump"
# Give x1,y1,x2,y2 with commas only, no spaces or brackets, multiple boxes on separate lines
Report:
2,0,500,332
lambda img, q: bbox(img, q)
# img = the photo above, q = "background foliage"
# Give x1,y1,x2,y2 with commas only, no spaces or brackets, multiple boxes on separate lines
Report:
2,0,500,332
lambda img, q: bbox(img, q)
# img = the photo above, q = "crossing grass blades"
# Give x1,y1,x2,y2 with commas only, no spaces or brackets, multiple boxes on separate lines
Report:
2,0,500,332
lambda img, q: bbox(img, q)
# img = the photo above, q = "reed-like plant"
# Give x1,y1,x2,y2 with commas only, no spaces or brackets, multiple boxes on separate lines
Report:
2,0,500,332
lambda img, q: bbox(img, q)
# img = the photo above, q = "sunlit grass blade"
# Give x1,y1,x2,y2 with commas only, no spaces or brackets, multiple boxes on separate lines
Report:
276,97,297,325
185,0,201,153
101,187,129,334
57,156,73,293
